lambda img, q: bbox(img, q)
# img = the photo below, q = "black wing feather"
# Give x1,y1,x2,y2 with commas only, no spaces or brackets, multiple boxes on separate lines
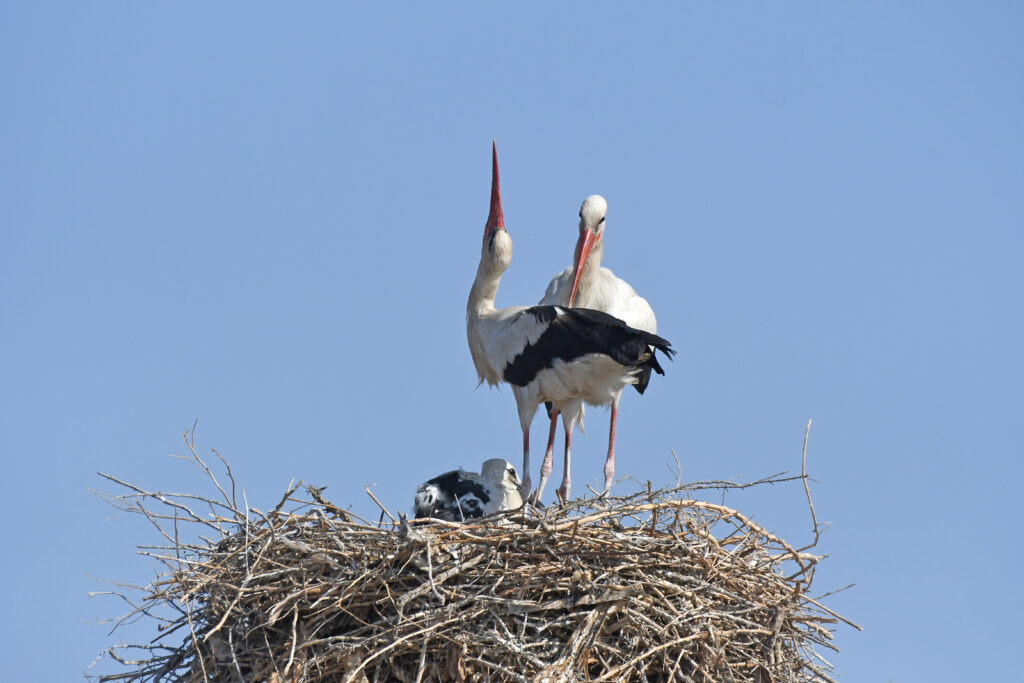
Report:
503,306,675,387
413,470,492,522
424,470,491,504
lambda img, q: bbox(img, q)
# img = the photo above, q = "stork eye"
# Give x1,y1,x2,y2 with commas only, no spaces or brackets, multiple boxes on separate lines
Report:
598,216,605,225
578,210,583,218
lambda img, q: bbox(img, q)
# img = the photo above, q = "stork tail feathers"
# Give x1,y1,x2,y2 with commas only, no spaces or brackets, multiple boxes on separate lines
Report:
632,337,674,395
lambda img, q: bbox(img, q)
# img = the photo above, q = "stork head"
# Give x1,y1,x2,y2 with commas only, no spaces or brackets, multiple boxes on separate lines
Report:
481,458,524,497
482,141,512,269
568,194,608,305
480,458,523,511
481,458,520,487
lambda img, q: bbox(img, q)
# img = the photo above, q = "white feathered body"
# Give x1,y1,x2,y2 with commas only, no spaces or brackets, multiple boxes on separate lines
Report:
538,263,657,430
468,304,644,430
541,264,657,335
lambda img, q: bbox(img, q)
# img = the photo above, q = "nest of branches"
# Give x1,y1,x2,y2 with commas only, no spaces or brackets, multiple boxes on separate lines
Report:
92,434,855,682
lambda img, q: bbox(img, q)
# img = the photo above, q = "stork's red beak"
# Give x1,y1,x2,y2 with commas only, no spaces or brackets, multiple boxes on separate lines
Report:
568,227,600,306
485,141,505,236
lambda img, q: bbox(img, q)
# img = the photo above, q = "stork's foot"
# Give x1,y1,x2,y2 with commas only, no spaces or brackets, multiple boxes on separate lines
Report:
527,489,547,508
555,486,571,507
518,499,542,521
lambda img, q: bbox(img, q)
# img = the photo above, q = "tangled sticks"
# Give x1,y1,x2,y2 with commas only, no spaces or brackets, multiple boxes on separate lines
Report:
92,434,856,682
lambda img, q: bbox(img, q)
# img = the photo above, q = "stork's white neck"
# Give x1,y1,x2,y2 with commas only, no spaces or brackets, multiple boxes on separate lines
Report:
467,261,501,319
467,230,513,321
466,230,513,386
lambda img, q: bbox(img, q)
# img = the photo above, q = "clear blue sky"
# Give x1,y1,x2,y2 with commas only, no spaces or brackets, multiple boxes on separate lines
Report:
2,3,1021,680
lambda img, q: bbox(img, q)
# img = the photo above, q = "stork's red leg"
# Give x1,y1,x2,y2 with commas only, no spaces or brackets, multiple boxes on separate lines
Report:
556,427,572,505
532,409,559,504
520,429,532,499
603,404,618,493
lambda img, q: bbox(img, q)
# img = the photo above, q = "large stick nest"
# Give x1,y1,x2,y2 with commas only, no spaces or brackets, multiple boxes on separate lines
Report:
92,441,855,682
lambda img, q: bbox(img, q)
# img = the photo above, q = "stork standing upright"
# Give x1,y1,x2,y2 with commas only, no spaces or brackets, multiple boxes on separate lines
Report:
466,143,674,502
534,195,661,503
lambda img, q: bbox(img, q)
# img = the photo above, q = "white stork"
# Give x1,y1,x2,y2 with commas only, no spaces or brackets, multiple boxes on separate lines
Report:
533,194,660,503
414,458,523,522
467,143,674,502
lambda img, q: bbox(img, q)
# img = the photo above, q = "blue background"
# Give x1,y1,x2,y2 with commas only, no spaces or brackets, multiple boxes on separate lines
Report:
2,3,1021,680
